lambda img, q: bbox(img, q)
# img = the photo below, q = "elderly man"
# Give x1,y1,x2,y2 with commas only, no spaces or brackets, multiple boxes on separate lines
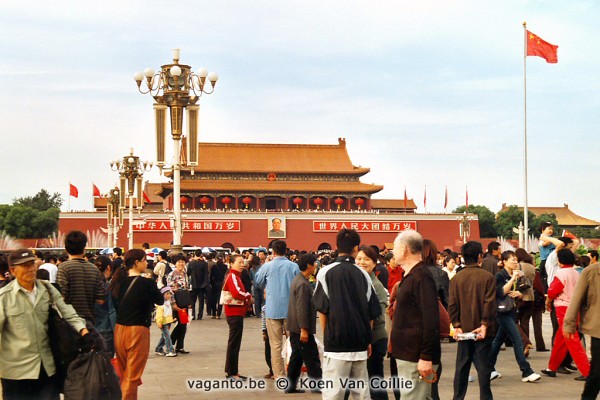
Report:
389,230,440,400
0,249,89,399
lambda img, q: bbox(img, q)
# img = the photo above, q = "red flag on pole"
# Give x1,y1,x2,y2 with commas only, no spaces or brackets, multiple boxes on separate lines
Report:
444,186,448,211
92,183,101,198
143,191,152,204
403,187,407,210
465,186,469,210
423,186,427,209
69,183,79,198
526,30,558,63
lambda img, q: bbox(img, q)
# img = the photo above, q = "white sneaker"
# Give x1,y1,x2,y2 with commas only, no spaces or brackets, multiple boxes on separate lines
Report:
490,371,502,381
154,351,165,356
522,372,541,382
165,352,178,357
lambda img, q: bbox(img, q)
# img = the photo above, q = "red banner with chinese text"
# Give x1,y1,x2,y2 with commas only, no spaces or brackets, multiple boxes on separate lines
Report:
312,221,417,232
134,220,241,232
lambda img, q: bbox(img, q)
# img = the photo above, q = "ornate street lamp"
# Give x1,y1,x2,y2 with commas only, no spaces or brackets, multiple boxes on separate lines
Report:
105,187,122,248
110,149,153,250
134,48,218,254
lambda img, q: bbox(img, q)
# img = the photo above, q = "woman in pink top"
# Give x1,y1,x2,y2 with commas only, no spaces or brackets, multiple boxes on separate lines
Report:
541,249,590,379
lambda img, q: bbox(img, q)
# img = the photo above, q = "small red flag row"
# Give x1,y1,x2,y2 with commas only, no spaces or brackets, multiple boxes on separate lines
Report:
69,183,152,203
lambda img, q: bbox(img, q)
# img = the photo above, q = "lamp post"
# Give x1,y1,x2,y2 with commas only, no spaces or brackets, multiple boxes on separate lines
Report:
110,149,153,250
106,187,122,248
134,49,218,254
458,211,475,245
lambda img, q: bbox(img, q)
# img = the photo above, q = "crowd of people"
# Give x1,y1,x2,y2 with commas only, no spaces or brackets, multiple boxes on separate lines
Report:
0,223,599,399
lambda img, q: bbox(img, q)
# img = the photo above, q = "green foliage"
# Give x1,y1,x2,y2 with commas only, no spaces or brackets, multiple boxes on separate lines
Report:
453,204,497,238
495,205,536,239
531,213,559,238
494,206,560,239
0,189,62,239
13,189,63,211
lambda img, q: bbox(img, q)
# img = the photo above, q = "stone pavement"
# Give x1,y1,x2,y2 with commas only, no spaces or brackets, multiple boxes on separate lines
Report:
139,313,588,400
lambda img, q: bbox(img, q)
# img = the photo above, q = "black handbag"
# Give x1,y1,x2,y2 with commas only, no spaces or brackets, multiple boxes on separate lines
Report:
43,282,84,392
174,290,192,308
497,294,515,313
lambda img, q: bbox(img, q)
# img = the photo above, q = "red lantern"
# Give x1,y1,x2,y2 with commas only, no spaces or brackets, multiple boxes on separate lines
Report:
221,196,231,209
313,197,323,210
334,197,344,210
180,196,189,208
355,198,365,210
200,196,210,209
293,197,303,209
242,196,252,209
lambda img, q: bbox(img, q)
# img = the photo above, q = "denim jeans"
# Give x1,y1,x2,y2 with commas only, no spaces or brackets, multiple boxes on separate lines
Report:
155,323,174,353
490,312,534,377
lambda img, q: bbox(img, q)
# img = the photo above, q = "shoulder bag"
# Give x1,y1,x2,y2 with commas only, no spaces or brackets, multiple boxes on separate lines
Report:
43,282,84,392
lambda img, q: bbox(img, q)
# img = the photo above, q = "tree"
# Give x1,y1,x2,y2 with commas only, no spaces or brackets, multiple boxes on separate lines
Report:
453,204,497,238
531,213,559,238
495,205,535,239
13,189,63,211
494,206,559,239
2,205,36,239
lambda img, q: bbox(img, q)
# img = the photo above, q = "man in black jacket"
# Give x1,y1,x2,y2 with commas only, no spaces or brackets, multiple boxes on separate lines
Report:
313,229,381,399
187,250,209,320
390,230,440,399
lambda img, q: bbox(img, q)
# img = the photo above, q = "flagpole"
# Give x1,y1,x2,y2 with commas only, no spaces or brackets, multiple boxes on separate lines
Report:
523,21,529,251
68,182,71,212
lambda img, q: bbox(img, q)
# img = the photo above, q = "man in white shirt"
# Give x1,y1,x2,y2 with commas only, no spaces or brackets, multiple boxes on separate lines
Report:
38,253,58,283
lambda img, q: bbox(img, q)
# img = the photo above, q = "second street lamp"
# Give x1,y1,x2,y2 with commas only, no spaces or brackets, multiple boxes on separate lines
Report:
133,48,218,254
110,149,153,250
106,187,122,248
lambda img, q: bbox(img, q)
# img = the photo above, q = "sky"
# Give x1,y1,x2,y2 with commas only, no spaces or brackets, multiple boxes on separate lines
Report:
1,1,599,223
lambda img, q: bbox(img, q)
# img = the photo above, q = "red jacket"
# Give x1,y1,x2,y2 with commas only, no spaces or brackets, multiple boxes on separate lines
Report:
223,269,251,317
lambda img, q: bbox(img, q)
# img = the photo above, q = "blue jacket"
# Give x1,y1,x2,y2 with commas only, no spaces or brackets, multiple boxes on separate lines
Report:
254,256,299,319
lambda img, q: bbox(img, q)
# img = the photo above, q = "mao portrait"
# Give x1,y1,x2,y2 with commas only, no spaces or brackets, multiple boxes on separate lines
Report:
268,217,286,238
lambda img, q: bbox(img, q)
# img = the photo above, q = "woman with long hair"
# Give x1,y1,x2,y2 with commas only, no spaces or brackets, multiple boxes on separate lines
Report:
110,249,163,400
421,239,449,400
94,255,116,358
356,245,389,400
489,250,541,383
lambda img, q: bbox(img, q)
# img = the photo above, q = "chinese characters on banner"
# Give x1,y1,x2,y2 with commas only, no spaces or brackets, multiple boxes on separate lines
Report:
134,220,241,232
312,221,417,232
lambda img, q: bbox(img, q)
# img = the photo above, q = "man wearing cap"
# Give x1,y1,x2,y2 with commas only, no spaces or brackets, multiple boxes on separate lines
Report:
0,248,90,399
56,230,107,324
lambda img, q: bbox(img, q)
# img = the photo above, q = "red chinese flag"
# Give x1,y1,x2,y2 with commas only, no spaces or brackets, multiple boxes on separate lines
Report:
562,230,577,240
143,191,152,204
527,30,558,63
92,183,101,198
69,183,79,198
444,186,448,210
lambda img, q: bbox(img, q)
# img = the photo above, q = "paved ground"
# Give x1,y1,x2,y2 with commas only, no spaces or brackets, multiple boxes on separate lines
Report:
138,312,587,400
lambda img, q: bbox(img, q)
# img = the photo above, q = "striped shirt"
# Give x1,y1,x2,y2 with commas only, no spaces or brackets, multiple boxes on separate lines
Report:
56,258,107,323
